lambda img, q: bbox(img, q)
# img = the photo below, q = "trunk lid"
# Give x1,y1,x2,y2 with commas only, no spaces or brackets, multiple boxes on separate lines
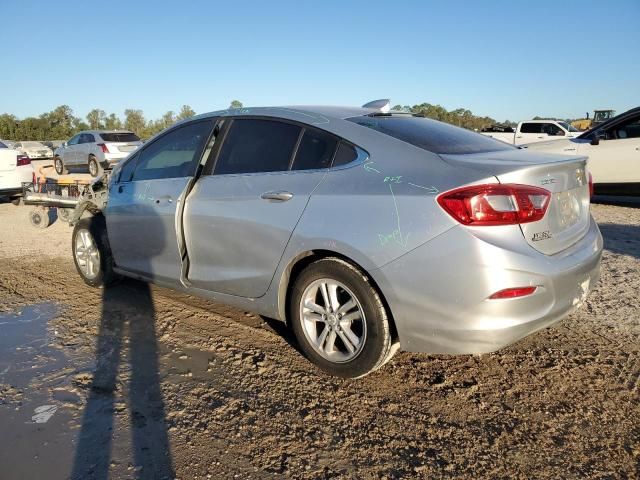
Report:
440,149,591,255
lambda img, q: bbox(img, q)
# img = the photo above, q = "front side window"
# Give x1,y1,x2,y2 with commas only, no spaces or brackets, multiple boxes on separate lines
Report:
118,152,140,183
348,115,514,155
610,115,640,139
214,119,301,175
542,123,563,136
291,128,338,170
132,121,213,181
67,135,80,146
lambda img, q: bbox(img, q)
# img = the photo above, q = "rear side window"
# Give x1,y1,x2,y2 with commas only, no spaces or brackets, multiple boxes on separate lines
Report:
100,132,140,142
214,119,301,175
132,121,212,181
80,133,95,143
520,123,542,134
291,128,338,170
333,142,359,167
347,115,514,155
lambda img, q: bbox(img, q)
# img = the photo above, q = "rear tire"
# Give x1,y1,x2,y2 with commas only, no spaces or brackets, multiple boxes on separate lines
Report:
72,216,120,287
289,257,398,378
54,156,68,175
10,197,21,206
29,207,51,229
88,156,102,178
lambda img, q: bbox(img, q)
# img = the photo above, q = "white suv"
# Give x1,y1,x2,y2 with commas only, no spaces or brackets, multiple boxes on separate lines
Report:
0,141,34,204
54,130,143,177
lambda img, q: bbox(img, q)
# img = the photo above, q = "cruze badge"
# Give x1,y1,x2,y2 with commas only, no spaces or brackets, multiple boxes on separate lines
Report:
532,231,552,242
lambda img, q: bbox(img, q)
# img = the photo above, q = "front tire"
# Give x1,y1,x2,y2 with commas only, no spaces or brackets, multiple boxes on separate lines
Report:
72,216,120,287
88,156,103,177
290,257,397,378
54,156,68,175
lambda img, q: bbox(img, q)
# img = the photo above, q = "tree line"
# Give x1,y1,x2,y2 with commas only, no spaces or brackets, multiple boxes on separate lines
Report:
2,99,575,142
0,100,243,141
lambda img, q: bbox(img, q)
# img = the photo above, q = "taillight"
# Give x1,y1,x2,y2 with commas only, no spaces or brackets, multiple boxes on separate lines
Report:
16,154,30,166
588,172,594,197
489,286,537,300
437,184,551,226
97,143,109,153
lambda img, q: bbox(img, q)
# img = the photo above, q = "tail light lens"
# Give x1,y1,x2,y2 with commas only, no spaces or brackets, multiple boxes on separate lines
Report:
97,143,109,153
16,154,31,166
588,172,594,197
437,184,551,226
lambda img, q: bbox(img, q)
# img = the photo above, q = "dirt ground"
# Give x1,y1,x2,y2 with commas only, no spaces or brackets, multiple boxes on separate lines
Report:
0,199,638,479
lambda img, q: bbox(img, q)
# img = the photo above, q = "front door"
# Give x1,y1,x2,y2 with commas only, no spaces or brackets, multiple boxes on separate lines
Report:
105,120,214,283
184,118,341,298
63,134,81,165
584,115,640,184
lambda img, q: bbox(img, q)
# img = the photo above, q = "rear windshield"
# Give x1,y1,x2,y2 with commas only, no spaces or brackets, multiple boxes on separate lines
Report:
99,132,140,142
347,115,515,155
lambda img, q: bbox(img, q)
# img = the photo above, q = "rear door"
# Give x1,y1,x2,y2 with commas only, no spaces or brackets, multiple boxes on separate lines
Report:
105,119,215,283
516,123,554,144
184,118,339,297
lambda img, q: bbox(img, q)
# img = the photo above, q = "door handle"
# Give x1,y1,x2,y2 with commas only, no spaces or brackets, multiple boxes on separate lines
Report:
260,191,293,202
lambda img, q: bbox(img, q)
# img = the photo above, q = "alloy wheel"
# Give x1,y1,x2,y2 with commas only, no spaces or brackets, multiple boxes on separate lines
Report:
74,228,100,279
299,278,367,362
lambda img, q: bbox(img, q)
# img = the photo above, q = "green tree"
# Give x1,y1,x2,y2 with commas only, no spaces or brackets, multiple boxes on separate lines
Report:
86,109,106,129
124,109,146,136
229,100,243,109
176,105,196,121
104,113,122,130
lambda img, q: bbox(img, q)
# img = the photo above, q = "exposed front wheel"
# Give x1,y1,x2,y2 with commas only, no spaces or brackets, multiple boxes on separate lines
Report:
88,156,103,177
72,216,120,287
290,257,398,378
54,156,68,175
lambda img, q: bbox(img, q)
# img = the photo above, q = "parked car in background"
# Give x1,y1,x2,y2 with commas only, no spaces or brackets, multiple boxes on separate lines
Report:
14,141,53,159
525,107,640,195
54,130,143,177
0,139,16,149
481,120,581,145
68,102,602,378
43,140,65,151
0,141,34,204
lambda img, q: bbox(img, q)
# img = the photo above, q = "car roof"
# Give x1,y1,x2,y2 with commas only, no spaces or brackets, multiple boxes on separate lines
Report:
78,130,136,135
195,105,379,123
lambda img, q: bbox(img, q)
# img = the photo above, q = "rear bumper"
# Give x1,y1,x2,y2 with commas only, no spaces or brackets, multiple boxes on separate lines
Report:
371,217,603,354
0,187,22,197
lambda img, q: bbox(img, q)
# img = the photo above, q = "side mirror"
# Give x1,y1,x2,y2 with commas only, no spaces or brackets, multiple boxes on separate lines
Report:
62,142,67,147
590,131,605,146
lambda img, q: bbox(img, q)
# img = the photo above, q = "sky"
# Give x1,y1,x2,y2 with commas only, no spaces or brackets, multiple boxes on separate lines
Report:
2,0,638,123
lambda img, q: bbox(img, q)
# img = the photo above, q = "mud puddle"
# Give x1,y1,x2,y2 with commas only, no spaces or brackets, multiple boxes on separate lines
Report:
0,299,238,479
0,303,82,480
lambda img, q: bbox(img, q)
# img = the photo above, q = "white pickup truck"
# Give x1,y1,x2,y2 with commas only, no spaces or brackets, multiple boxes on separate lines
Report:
481,120,582,145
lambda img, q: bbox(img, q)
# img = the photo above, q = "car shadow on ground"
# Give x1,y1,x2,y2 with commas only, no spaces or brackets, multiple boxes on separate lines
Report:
592,195,640,209
598,223,640,260
70,280,174,479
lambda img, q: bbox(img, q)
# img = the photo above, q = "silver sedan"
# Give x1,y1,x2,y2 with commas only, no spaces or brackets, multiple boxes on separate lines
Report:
70,101,603,377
